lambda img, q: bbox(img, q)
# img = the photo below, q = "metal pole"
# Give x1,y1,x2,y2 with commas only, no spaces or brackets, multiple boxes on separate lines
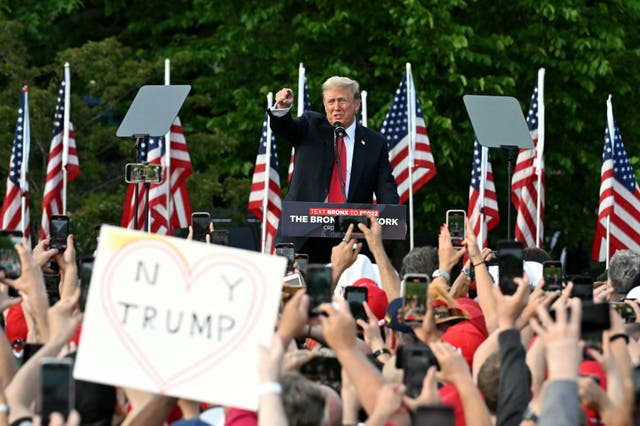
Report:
406,63,415,250
535,68,545,248
260,93,274,254
62,63,71,214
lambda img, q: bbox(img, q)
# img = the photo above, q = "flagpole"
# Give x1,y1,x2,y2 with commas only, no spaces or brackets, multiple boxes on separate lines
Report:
406,63,416,250
535,68,545,248
261,92,274,254
164,58,172,231
605,94,615,268
20,86,29,236
361,90,368,127
478,145,488,246
297,63,305,118
62,63,71,215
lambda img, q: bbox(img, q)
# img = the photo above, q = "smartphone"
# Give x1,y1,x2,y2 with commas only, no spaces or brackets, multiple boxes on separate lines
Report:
414,405,455,426
294,253,309,273
0,230,23,279
39,357,74,424
542,260,564,292
282,272,305,301
396,344,439,398
43,274,61,307
305,264,333,315
209,229,230,246
401,274,429,325
345,286,368,322
611,302,636,323
191,212,211,242
50,215,69,252
581,302,611,343
496,240,524,296
335,215,370,233
78,257,94,312
282,272,305,288
549,302,610,343
446,210,466,248
276,243,295,272
124,163,163,184
571,275,594,302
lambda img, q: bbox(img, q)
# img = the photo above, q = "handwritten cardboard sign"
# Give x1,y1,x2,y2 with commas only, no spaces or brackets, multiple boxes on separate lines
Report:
73,225,286,410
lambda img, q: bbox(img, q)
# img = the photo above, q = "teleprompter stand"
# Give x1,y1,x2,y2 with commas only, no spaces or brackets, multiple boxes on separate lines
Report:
463,95,534,240
116,85,190,232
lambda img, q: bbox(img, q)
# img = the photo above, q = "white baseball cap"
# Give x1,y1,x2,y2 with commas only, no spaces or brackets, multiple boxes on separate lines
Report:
626,286,640,300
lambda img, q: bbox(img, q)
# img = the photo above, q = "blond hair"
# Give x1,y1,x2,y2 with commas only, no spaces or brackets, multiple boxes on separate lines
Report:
322,76,360,100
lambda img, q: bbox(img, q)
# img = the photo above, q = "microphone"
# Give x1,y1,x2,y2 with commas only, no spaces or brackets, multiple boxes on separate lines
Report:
333,121,346,138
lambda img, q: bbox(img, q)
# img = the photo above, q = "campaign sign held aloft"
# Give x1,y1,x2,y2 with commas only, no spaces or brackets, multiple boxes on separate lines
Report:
74,225,286,410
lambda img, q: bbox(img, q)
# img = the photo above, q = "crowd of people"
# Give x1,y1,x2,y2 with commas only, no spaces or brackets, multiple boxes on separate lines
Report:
0,213,638,426
0,74,637,425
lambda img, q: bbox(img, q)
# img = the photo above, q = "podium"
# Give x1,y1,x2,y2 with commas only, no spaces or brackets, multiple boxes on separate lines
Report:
281,202,406,240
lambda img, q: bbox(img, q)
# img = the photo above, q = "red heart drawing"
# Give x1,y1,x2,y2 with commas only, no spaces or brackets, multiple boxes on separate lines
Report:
99,239,265,392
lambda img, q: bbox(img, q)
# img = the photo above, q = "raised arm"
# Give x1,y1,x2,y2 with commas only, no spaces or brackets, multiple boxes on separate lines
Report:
358,213,400,300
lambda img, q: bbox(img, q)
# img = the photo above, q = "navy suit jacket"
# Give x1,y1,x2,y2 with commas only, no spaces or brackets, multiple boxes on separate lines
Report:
268,110,399,205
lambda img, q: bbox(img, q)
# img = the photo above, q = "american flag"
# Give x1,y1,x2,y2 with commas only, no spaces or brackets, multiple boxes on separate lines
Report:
592,98,640,261
287,78,312,183
511,80,545,248
468,140,499,247
1,87,30,240
121,117,192,234
248,111,281,254
40,77,80,240
380,73,436,204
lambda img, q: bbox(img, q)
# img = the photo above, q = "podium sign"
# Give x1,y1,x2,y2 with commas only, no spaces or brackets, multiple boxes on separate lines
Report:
281,202,406,240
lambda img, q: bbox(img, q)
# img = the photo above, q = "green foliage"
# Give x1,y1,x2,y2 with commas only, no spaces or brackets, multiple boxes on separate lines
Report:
0,0,638,272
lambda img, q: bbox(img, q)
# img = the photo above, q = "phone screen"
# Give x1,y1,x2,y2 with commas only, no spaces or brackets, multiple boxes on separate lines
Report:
497,241,523,296
398,344,439,398
402,274,429,324
581,302,610,343
276,243,295,262
571,276,594,302
78,258,94,312
446,210,466,248
295,253,309,273
336,215,370,233
40,359,74,423
50,216,69,251
611,302,636,323
345,286,368,322
306,265,332,314
209,230,230,246
0,231,22,279
191,213,210,242
543,261,563,291
276,243,295,272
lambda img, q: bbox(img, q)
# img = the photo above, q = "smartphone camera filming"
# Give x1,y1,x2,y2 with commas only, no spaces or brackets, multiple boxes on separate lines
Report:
446,210,466,249
50,215,69,252
496,240,524,296
191,212,210,242
401,274,429,325
305,264,333,316
39,357,75,424
0,230,23,280
344,286,368,323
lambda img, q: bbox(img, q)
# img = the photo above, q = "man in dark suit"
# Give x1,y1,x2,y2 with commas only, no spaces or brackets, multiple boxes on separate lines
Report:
269,76,399,261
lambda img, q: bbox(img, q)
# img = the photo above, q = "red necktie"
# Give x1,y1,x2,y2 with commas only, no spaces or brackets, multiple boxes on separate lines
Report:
328,136,347,203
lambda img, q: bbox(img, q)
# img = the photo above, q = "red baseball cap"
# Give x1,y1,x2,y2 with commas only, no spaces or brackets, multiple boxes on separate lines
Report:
351,278,389,321
5,305,27,356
